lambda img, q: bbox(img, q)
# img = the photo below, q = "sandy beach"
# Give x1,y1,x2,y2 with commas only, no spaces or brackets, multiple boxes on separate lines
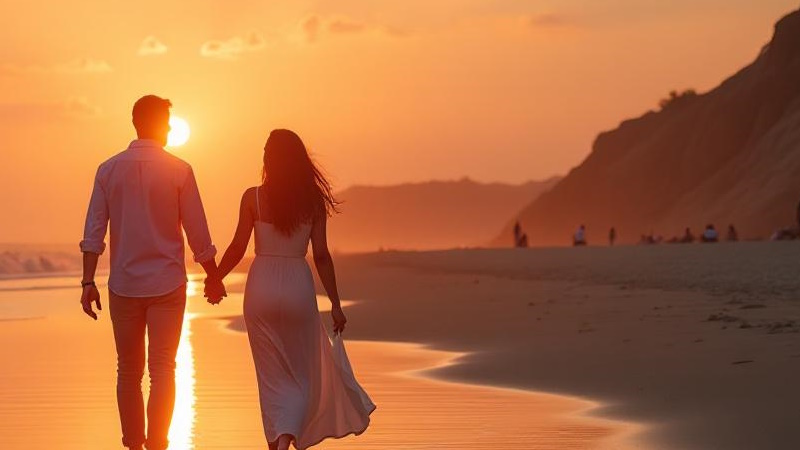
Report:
227,241,800,450
3,241,799,449
0,273,640,449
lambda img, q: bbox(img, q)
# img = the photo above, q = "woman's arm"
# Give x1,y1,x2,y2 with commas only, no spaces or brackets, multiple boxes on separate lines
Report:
311,211,346,333
217,188,256,281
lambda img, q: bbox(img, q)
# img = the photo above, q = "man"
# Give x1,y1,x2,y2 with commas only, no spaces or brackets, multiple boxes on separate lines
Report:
79,95,226,450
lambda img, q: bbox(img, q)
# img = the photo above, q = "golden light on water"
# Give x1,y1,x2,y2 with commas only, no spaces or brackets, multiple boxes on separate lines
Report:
167,282,199,449
167,116,190,148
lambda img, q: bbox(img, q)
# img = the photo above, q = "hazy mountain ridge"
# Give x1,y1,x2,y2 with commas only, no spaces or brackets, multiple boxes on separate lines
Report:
0,244,82,276
329,177,560,253
497,8,800,246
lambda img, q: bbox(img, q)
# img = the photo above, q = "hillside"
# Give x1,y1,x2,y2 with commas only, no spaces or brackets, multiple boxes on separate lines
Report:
497,8,800,246
328,177,559,252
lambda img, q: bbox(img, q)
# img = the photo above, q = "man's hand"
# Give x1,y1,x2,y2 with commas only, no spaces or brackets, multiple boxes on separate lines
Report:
332,305,347,334
80,285,102,320
204,277,227,305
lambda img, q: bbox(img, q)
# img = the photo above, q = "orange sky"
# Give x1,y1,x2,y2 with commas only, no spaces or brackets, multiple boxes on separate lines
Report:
0,0,797,245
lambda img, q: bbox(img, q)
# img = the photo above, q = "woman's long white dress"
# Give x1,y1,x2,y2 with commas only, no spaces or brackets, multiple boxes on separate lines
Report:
243,190,375,449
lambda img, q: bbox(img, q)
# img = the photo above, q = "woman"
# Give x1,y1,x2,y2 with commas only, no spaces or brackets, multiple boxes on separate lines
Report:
213,129,375,450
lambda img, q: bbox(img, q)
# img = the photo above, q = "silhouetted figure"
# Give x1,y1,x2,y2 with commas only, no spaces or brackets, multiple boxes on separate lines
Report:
573,225,587,246
609,227,617,246
513,221,529,248
701,224,719,243
771,201,800,240
797,199,800,229
79,95,225,450
680,227,695,243
214,129,374,450
726,224,739,242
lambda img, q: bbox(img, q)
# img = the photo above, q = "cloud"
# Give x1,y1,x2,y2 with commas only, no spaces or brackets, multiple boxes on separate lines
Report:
138,36,168,56
1,58,112,75
300,15,403,42
56,58,113,74
302,16,321,42
529,13,575,28
0,97,102,122
63,97,103,118
200,31,267,59
328,17,367,34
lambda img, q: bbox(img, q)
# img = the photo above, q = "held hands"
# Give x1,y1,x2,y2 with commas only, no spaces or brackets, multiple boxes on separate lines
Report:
204,277,227,305
80,284,102,320
332,304,347,334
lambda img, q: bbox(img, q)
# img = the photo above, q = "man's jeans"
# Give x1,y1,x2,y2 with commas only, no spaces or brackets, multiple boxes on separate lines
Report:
109,285,186,450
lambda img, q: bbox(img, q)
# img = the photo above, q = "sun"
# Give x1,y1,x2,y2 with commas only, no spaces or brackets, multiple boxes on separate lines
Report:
167,116,190,147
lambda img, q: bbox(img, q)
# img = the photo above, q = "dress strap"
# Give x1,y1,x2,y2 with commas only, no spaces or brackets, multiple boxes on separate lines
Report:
255,186,262,221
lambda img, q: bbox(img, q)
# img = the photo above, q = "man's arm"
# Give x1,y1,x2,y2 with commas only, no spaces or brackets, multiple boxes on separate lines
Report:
179,167,225,301
81,252,102,320
79,169,108,320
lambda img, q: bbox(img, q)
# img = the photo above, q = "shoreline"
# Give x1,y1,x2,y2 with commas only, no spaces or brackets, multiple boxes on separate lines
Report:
225,242,800,450
218,316,644,449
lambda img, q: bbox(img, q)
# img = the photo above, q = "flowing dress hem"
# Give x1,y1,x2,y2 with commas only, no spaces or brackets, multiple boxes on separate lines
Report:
294,405,377,450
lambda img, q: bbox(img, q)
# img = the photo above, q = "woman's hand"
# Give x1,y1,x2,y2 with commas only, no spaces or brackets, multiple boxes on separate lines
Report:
332,305,347,334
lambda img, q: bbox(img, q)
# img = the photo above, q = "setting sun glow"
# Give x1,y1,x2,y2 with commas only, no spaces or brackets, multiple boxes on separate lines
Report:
167,116,190,148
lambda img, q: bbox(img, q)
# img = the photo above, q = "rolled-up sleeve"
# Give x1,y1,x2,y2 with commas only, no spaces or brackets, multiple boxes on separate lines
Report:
79,168,109,254
179,167,217,263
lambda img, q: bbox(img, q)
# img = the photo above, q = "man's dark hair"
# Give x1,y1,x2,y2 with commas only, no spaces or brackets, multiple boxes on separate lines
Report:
132,95,172,135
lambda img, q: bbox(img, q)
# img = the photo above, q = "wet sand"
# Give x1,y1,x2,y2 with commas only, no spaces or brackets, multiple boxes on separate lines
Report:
0,274,641,449
267,242,799,450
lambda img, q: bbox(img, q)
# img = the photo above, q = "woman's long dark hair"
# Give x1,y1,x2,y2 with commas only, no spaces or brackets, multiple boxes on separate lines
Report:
261,129,338,235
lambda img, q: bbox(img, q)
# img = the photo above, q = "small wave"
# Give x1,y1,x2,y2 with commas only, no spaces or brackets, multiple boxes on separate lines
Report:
0,250,82,276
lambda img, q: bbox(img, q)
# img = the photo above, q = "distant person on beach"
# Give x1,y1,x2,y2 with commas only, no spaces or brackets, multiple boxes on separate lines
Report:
681,227,695,243
771,201,800,240
609,227,617,246
701,224,719,243
214,129,374,450
573,225,587,246
79,95,226,450
796,199,800,232
641,233,660,245
513,221,529,248
726,224,739,242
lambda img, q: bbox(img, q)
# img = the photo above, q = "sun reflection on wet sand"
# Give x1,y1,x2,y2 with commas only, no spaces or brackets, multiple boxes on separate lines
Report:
167,280,200,449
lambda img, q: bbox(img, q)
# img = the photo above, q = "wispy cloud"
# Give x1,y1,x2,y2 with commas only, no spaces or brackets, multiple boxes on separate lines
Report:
1,58,112,75
328,17,367,34
138,36,168,56
302,16,322,42
529,13,576,28
200,31,267,59
63,97,103,118
0,97,103,121
301,15,404,42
